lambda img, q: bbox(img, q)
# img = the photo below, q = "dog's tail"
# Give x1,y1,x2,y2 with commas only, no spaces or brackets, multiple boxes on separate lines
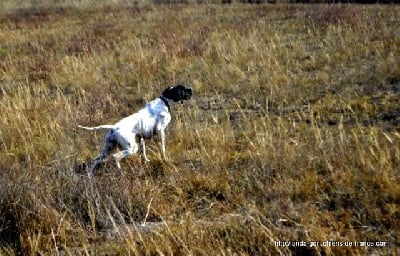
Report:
78,124,115,131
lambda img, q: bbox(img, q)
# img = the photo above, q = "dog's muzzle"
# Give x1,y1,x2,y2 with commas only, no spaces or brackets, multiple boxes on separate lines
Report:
183,87,193,100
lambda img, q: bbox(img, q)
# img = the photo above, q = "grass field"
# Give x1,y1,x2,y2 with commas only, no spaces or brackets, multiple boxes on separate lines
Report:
0,1,399,255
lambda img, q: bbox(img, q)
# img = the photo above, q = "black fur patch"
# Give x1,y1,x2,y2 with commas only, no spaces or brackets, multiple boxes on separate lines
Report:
161,84,192,102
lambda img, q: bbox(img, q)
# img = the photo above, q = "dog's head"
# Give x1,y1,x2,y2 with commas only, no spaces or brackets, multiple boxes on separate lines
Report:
162,84,193,102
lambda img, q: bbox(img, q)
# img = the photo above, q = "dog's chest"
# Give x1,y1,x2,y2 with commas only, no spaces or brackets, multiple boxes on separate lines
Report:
138,114,159,138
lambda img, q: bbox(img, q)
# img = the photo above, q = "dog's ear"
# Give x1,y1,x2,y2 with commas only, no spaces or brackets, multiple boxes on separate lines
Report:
161,87,174,100
162,85,179,102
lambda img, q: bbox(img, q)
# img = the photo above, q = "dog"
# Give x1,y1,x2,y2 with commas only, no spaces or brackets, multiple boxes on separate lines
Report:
78,84,192,176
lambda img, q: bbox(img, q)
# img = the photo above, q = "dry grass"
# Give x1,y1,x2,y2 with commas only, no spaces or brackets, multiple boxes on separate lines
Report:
0,1,399,255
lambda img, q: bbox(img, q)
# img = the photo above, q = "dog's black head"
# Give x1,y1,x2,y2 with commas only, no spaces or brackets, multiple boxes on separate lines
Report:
161,84,193,102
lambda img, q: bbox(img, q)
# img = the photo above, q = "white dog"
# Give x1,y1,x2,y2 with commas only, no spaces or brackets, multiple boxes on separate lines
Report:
78,84,192,176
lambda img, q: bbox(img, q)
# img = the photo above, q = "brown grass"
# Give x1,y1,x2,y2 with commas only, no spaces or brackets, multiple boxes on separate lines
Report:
0,1,399,255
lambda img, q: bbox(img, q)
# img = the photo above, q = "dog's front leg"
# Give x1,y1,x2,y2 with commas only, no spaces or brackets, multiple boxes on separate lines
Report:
140,137,150,162
160,129,166,159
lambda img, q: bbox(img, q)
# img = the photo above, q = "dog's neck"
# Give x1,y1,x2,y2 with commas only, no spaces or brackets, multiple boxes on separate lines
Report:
159,96,171,112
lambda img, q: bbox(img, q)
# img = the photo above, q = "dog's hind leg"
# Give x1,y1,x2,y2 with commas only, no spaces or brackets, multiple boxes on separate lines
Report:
112,138,139,173
88,131,117,177
88,148,112,177
88,154,105,177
